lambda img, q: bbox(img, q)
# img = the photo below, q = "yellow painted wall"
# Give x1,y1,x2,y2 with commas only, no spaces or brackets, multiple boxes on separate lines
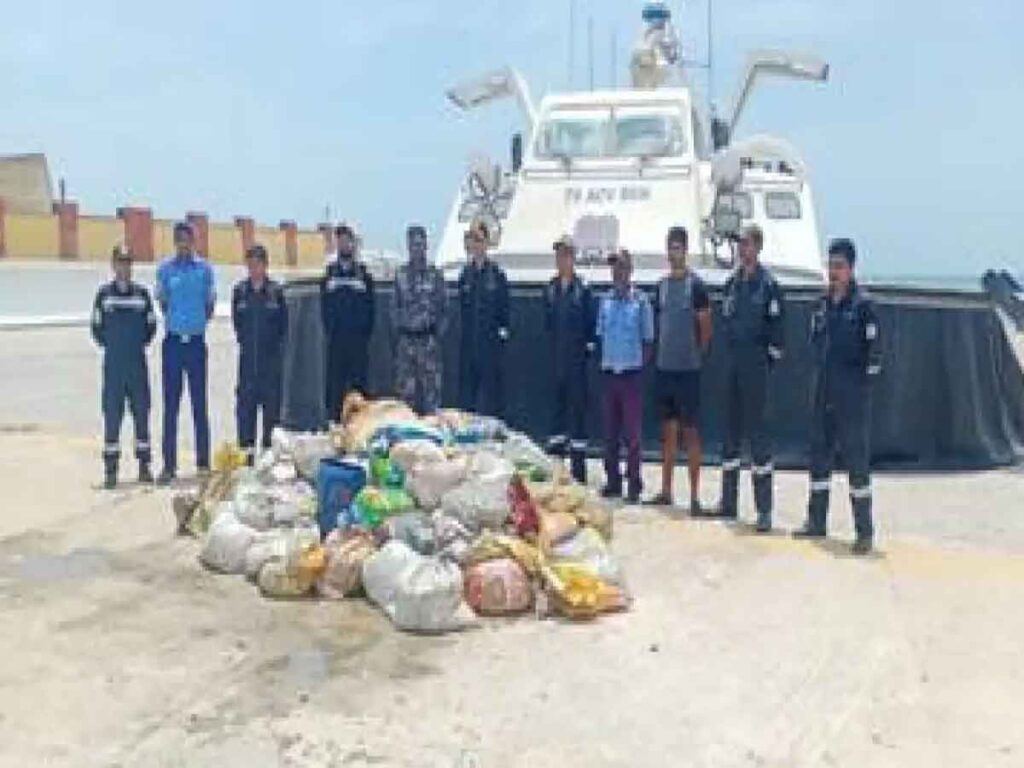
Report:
207,223,243,265
253,226,286,265
2,210,332,267
5,213,59,259
296,230,326,268
78,216,125,261
153,219,176,260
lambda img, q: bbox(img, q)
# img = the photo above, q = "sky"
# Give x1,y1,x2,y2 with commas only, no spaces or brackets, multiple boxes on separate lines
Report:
0,0,1021,277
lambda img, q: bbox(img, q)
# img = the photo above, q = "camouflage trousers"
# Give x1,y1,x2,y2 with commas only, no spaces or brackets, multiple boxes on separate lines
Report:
395,335,443,415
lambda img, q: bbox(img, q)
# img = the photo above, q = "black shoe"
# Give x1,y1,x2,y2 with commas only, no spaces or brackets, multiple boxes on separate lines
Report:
851,537,873,556
625,487,642,504
755,514,772,534
600,485,622,500
792,523,826,539
157,469,176,486
644,492,674,507
691,502,735,519
138,464,154,484
103,471,117,490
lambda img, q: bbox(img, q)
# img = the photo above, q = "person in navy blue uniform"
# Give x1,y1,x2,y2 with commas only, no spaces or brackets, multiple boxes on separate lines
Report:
321,223,375,421
155,221,216,483
457,220,510,418
91,244,157,489
543,235,596,483
232,244,288,465
706,225,786,532
794,238,882,555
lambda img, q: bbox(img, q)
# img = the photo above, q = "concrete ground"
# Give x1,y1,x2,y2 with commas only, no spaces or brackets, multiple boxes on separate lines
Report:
0,323,1022,767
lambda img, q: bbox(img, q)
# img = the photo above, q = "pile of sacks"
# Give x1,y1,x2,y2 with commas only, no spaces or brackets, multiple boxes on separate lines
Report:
173,393,630,633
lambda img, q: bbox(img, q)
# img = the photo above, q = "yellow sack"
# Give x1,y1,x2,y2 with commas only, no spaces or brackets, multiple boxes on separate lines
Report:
575,503,613,542
294,545,327,590
538,510,580,555
542,561,628,620
466,532,543,577
213,443,247,473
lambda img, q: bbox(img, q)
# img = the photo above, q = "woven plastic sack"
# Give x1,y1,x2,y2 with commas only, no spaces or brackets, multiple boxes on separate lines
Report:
318,530,376,599
464,558,532,616
199,508,257,574
291,433,336,481
440,476,510,532
362,540,468,633
405,456,469,511
550,526,626,587
386,512,437,556
542,561,629,620
244,531,290,582
502,431,554,480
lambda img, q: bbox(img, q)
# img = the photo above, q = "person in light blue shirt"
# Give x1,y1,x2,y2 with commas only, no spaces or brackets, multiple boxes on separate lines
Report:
595,249,654,502
154,221,216,483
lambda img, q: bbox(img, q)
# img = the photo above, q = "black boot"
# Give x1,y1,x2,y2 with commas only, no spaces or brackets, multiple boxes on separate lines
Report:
718,464,739,519
852,500,874,555
794,484,829,538
104,465,117,490
138,463,154,484
570,450,587,485
753,470,773,533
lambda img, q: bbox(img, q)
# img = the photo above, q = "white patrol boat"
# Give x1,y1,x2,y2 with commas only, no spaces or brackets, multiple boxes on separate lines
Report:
437,1,829,285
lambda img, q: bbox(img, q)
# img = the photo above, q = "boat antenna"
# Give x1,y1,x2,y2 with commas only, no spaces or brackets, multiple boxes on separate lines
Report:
610,28,618,88
568,0,576,88
587,15,595,91
707,0,715,106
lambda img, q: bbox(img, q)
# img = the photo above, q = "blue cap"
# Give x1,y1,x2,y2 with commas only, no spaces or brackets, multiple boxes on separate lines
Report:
642,2,671,24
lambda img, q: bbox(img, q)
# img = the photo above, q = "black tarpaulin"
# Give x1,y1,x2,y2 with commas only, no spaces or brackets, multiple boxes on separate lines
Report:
282,279,1024,470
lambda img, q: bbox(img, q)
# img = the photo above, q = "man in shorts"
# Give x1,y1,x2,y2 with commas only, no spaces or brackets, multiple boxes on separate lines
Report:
648,226,712,512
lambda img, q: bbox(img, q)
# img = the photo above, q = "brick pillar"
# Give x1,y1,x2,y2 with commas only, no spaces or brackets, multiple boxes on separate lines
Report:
117,206,154,262
280,220,298,267
234,216,255,259
186,211,209,258
0,198,7,259
53,201,79,260
318,222,335,255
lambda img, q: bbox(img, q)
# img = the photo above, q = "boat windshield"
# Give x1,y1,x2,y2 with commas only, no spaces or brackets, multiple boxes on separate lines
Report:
534,106,688,160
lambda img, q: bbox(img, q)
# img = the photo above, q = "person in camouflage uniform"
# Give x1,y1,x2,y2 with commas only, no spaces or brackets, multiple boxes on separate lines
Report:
392,225,448,414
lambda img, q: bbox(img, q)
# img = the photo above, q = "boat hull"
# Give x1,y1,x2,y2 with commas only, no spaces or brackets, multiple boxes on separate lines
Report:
282,280,1024,469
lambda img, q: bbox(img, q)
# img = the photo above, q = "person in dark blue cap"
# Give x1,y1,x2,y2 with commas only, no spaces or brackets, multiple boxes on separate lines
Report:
232,244,288,465
155,221,216,483
91,243,157,488
794,238,882,555
320,223,375,421
698,224,786,532
544,234,596,483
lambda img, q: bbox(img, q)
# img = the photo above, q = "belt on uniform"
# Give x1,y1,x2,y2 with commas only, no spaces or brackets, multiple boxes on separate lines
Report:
167,332,202,343
601,367,641,376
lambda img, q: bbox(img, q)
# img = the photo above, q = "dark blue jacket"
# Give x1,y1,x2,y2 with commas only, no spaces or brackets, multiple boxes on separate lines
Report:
91,280,156,372
722,264,786,365
810,281,882,402
544,274,596,374
458,259,510,360
321,257,375,342
232,278,288,386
